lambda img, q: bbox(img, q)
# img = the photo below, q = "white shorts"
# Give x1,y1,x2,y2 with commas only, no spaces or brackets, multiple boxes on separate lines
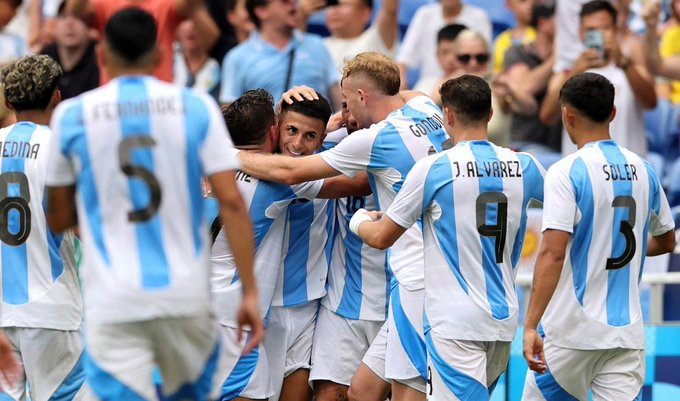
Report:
521,340,644,401
214,325,273,400
85,316,220,401
425,329,510,401
309,305,384,386
0,327,90,401
386,285,427,393
362,320,389,382
263,301,318,401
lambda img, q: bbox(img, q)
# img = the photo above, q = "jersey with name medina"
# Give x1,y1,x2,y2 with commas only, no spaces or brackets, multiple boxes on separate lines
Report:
46,75,239,325
541,140,674,350
208,171,322,328
0,122,81,331
320,96,447,291
386,140,545,341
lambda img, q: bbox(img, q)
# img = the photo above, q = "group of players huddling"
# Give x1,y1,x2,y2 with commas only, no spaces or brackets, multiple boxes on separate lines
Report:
0,6,675,401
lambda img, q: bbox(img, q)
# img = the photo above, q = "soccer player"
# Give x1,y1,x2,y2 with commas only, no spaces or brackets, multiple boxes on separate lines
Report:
522,72,676,401
236,52,448,401
210,89,323,401
45,8,262,400
0,54,90,401
349,74,545,400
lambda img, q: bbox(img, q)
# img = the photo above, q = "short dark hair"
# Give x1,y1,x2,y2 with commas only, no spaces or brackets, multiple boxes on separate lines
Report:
559,72,614,123
2,0,23,9
530,4,555,28
439,74,491,125
246,0,267,29
104,8,157,64
579,0,617,24
224,89,276,147
280,94,332,128
437,23,467,43
1,55,62,111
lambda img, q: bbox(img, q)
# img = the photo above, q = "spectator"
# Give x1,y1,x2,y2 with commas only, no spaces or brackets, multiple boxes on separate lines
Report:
226,0,254,44
554,0,601,72
543,0,656,157
396,0,491,89
219,0,341,108
644,1,680,93
503,3,561,155
173,19,221,99
41,0,98,100
0,0,28,64
493,0,535,74
412,23,465,95
66,0,221,83
205,0,254,65
297,0,399,72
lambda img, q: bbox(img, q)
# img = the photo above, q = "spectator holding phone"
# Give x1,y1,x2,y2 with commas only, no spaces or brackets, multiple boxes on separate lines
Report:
297,0,399,72
540,0,656,157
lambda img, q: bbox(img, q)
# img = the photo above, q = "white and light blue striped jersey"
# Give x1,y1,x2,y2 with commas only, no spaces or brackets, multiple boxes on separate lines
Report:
320,96,447,291
320,129,390,321
0,122,81,331
0,31,28,65
209,172,322,328
386,140,545,342
541,140,674,350
271,197,335,306
46,75,240,325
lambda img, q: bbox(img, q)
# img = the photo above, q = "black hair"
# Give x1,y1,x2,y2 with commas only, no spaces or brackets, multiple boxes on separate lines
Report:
437,23,467,43
579,0,617,24
246,0,267,29
223,88,276,146
439,74,491,125
559,72,614,123
104,8,157,64
280,94,332,128
530,4,555,28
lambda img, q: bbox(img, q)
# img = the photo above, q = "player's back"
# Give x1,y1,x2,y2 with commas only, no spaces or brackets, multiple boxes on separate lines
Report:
209,172,322,328
542,139,669,350
388,140,544,341
51,75,237,324
0,122,81,330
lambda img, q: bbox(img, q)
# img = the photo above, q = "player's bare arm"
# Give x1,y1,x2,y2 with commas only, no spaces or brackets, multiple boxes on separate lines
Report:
316,172,371,199
646,229,676,256
522,229,570,374
238,151,342,185
0,330,19,389
350,209,407,250
46,185,78,233
209,170,263,353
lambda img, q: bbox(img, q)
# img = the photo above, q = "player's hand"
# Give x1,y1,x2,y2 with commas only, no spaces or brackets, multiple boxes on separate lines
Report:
523,328,546,373
237,292,264,355
349,208,383,235
0,331,19,388
281,85,319,104
326,111,346,133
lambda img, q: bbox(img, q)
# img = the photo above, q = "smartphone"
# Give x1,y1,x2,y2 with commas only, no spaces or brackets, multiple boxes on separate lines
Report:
584,29,605,60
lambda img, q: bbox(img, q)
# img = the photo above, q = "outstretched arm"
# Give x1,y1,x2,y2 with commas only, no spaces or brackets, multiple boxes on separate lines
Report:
238,152,342,185
208,170,263,353
374,0,399,51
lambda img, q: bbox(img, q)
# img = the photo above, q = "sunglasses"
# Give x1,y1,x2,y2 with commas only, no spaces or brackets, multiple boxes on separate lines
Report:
456,53,489,64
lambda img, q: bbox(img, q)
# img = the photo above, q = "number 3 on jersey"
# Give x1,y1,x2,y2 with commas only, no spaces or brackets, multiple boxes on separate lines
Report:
0,172,31,245
118,135,162,222
607,195,636,270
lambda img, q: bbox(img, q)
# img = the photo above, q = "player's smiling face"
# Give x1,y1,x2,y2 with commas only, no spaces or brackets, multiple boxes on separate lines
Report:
278,111,326,157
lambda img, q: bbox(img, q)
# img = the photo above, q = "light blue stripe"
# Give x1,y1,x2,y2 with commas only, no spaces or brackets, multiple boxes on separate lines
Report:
282,199,313,305
220,342,259,400
165,341,220,401
368,123,416,194
48,352,86,401
0,392,14,401
511,154,544,268
424,323,488,400
599,141,631,326
324,200,335,268
118,77,170,289
1,122,36,305
470,141,509,320
48,231,64,281
85,352,147,401
337,210,365,319
641,163,660,283
60,100,109,265
391,285,427,379
182,90,210,256
534,367,580,401
423,155,468,294
569,157,593,305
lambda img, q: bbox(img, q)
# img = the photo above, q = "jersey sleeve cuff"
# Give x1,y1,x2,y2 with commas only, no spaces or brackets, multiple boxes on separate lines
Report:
385,210,414,230
541,221,574,234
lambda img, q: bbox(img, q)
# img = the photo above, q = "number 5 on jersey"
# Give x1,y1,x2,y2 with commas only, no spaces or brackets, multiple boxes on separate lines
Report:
118,135,162,222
